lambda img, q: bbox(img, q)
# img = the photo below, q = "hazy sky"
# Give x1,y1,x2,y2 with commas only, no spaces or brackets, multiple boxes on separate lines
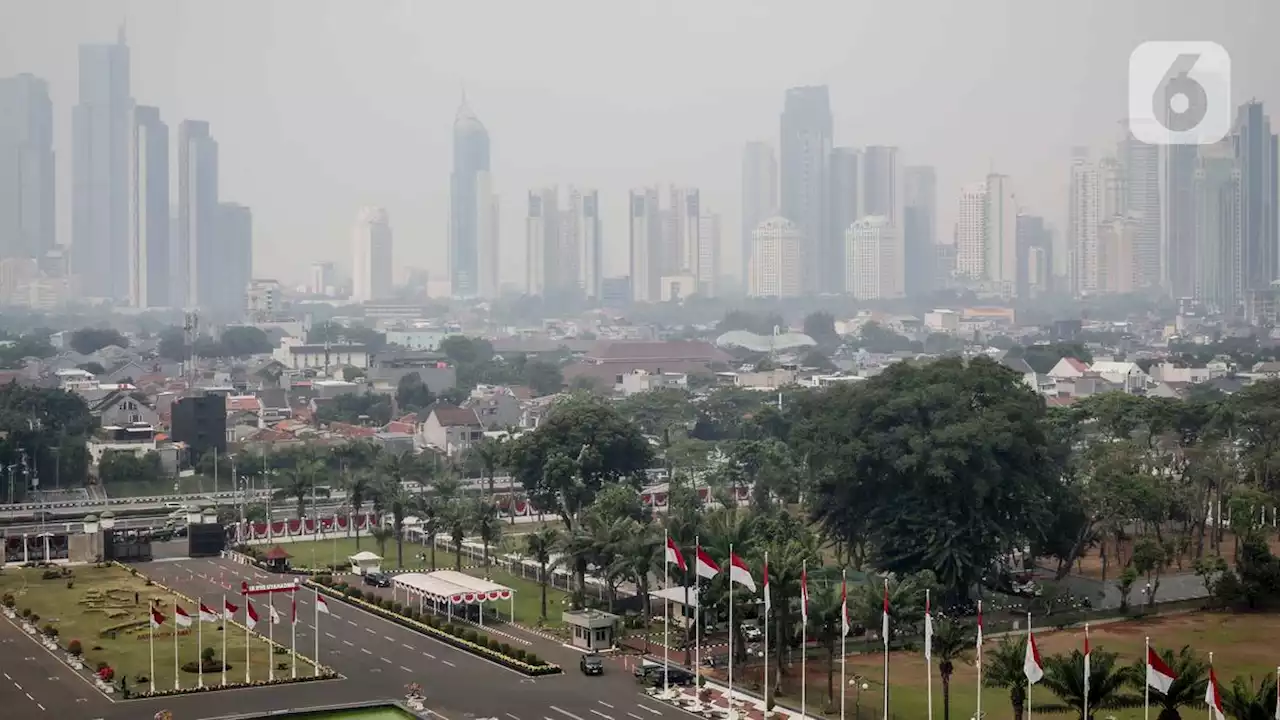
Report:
1,0,1274,289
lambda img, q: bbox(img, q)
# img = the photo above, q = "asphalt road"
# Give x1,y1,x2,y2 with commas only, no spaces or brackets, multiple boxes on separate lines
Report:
148,557,702,720
0,616,108,716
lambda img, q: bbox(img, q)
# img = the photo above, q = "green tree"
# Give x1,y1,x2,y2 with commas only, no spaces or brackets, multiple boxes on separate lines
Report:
524,360,564,395
342,470,374,550
315,393,392,426
1039,648,1140,719
218,326,273,356
273,457,328,519
1140,646,1208,720
470,498,503,571
802,311,840,349
1220,672,1278,720
69,327,128,355
524,527,561,620
445,498,471,571
374,451,425,569
929,617,974,720
983,636,1029,720
415,477,459,570
616,387,696,436
395,372,435,412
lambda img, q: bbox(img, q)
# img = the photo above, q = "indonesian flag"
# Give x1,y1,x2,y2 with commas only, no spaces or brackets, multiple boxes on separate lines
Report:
881,580,890,648
268,603,282,625
291,597,298,625
1083,624,1091,702
728,552,756,592
695,546,720,579
976,601,984,667
1146,647,1177,694
763,558,771,612
1024,625,1044,684
1205,665,1225,720
150,607,165,629
923,590,933,661
245,599,259,628
223,599,240,621
800,567,809,623
665,537,686,571
840,576,850,637
316,594,331,615
174,604,193,628
199,602,219,623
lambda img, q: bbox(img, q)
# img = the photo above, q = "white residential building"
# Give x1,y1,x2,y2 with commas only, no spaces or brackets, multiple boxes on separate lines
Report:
741,142,778,282
351,206,392,303
474,171,500,299
1069,152,1102,295
525,187,556,296
748,217,804,298
956,183,987,279
629,187,661,302
984,173,1017,296
844,215,900,299
572,188,602,302
697,212,720,297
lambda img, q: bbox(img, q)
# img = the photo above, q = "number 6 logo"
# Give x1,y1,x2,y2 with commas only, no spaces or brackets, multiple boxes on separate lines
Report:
1129,41,1231,146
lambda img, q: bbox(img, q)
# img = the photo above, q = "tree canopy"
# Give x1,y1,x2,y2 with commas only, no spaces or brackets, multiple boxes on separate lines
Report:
69,327,129,355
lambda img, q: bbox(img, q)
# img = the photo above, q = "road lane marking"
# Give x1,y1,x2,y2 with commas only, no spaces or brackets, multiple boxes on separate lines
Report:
361,648,373,655
402,643,414,650
628,714,644,719
25,693,33,701
505,714,521,720
37,703,45,711
325,632,335,639
364,628,375,634
348,620,357,626
599,702,614,709
384,635,395,642
441,660,456,667
381,657,391,664
636,705,663,716
343,640,354,646
422,652,436,659
590,711,614,720
551,707,587,720
2,673,8,680
14,683,21,690
400,665,413,672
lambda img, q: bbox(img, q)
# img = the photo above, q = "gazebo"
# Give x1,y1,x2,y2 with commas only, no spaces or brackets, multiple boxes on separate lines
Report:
261,546,291,572
390,570,515,626
349,551,382,575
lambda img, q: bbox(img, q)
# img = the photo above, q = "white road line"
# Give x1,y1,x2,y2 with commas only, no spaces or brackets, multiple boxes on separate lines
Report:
325,632,336,639
343,640,354,647
2,673,8,680
505,714,521,720
422,652,436,659
364,628,375,634
384,635,395,642
590,711,614,720
550,706,587,720
402,643,414,650
441,660,456,667
37,703,45,711
628,714,644,720
14,683,21,691
361,648,373,655
25,693,33,701
400,665,413,673
636,705,663,716
347,620,357,626
598,702,615,709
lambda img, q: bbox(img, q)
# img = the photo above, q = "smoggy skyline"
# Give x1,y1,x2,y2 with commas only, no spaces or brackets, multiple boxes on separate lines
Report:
2,0,1276,288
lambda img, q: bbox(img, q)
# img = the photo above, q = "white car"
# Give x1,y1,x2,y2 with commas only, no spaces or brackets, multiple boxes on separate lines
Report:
741,624,762,642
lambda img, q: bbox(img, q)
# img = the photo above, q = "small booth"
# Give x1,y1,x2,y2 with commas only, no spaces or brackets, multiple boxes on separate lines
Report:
648,586,699,628
563,608,619,652
261,545,292,572
349,550,383,575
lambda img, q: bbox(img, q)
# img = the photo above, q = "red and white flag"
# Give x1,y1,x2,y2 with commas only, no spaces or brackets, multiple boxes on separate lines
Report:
881,580,890,648
762,558,771,612
840,576,850,637
923,590,933,661
223,599,240,621
728,552,756,592
665,537,686,571
199,602,219,623
315,594,331,615
976,601,984,667
150,607,165,629
174,604,193,628
799,566,809,623
1146,647,1177,694
1205,665,1225,720
245,599,259,629
268,603,282,625
695,546,720,579
1083,624,1092,701
291,597,298,625
1024,625,1044,684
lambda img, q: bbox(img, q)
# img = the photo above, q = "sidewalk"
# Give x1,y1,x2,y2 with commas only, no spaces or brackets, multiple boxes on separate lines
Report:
647,680,809,720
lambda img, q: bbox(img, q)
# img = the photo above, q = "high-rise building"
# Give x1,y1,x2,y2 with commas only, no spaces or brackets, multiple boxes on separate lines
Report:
844,216,898,300
474,171,499,299
449,95,491,298
903,165,937,297
525,187,558,296
1234,100,1279,296
572,188,602,302
629,187,661,303
72,27,132,300
670,187,701,279
126,105,168,308
1193,139,1241,312
828,147,859,292
0,74,54,260
1164,147,1198,299
1099,216,1139,294
955,183,988,280
983,173,1018,296
1016,213,1052,298
748,217,804,298
309,261,334,296
780,86,831,292
741,142,777,282
351,206,393,303
216,203,253,312
176,120,218,309
697,212,720,297
1119,128,1161,290
1068,152,1102,296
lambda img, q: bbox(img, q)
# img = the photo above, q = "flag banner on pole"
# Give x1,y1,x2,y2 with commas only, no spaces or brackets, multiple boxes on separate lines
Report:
923,590,933,661
665,537,686,571
799,567,808,622
223,599,240,620
763,558,771,611
695,547,721,579
881,579,889,648
840,577,850,637
292,597,298,624
1024,625,1044,683
976,601,984,664
1274,665,1279,720
316,594,331,614
1204,665,1225,720
246,600,259,628
199,602,219,623
269,604,282,625
728,552,756,591
1083,623,1091,709
150,607,165,629
174,605,193,628
1146,647,1177,694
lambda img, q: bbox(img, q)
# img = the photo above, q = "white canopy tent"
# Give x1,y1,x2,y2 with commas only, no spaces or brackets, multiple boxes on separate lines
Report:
391,571,515,625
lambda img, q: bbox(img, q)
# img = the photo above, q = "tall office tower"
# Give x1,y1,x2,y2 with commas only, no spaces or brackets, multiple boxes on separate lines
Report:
670,187,701,279
741,141,778,282
1119,129,1162,290
629,187,661,302
0,74,54,260
955,182,988,280
216,203,253,312
126,105,168,308
309,261,334,295
572,188,602,302
525,187,559,296
697,212,720,297
177,120,218,309
983,174,1018,296
449,95,491,298
1165,148,1198,299
903,165,937,296
828,147,859,292
72,27,132,299
1234,101,1279,295
1016,213,1052,298
748,217,804,298
351,206,393,303
474,171,500,299
844,216,899,300
1193,139,1242,312
780,86,831,292
1098,216,1139,294
1069,152,1102,296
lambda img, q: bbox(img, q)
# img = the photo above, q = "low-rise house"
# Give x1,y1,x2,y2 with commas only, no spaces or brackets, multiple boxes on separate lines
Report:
620,370,688,396
1047,357,1089,381
462,385,524,429
90,387,160,427
1089,360,1149,394
418,404,484,456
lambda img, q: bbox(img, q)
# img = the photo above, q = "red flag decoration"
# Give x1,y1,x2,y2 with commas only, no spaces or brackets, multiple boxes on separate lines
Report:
881,580,890,648
840,577,850,637
1083,623,1092,702
246,600,259,628
223,599,240,620
174,604,193,628
1024,627,1044,683
1146,647,1177,694
763,558,771,611
315,594,331,615
1204,665,1225,720
799,567,809,622
150,607,165,629
695,546,720,579
728,552,756,591
199,602,219,623
291,596,298,625
665,537,686,571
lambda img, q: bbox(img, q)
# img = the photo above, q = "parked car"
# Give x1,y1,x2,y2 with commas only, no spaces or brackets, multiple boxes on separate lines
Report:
363,571,391,587
580,653,604,676
741,624,762,642
634,660,695,687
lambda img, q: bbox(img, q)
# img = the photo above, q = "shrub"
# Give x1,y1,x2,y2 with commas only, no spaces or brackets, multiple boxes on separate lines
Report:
348,589,362,600
95,660,109,671
464,629,478,643
29,613,39,623
41,623,57,638
500,642,512,655
202,647,216,663
92,645,103,651
66,580,74,589
276,662,289,671
1,593,13,608
98,666,114,681
41,569,61,580
20,608,30,618
488,638,502,651
526,653,542,665
514,648,528,661
67,639,83,656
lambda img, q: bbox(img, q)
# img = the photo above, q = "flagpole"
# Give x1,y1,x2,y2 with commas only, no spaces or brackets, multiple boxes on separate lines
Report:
292,597,297,679
245,601,251,684
149,612,156,693
976,600,982,720
221,595,227,686
801,560,807,720
663,529,670,698
269,598,275,681
198,597,204,688
1207,652,1212,720
840,570,847,720
728,543,735,719
764,550,769,714
695,536,701,690
314,587,320,677
1144,636,1150,720
174,607,179,691
926,589,933,720
1083,623,1090,720
882,577,888,720
1026,612,1032,720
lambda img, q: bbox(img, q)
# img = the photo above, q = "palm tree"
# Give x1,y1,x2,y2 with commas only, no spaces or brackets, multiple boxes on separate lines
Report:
524,527,560,620
470,498,503,573
343,469,374,550
804,576,845,706
370,526,395,558
471,437,505,500
1221,673,1278,720
416,477,458,571
983,636,1029,720
609,522,660,633
445,499,471,571
273,458,329,520
1040,648,1140,719
1139,646,1209,720
930,616,975,720
375,452,424,569
556,524,598,606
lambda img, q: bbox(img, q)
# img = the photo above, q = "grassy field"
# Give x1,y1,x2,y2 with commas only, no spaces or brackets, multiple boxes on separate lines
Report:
730,612,1280,720
266,536,442,570
461,566,570,631
0,565,316,690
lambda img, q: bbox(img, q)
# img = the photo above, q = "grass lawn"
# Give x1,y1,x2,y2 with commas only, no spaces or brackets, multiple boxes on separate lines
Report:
0,565,316,690
730,612,1280,720
462,565,571,632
